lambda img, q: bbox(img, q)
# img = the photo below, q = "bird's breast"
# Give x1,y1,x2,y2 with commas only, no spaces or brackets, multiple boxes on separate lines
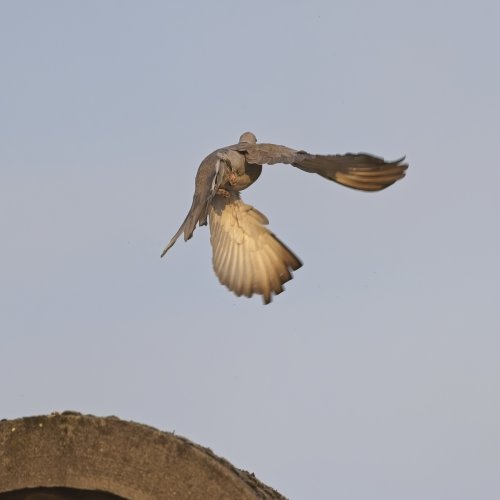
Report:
219,150,262,191
233,163,262,191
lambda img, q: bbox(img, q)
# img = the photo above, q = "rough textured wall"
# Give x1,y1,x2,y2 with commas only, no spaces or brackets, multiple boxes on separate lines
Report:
0,412,285,500
0,487,124,499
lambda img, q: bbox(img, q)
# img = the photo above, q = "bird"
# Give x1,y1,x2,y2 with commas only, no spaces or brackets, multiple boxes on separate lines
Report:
161,132,408,304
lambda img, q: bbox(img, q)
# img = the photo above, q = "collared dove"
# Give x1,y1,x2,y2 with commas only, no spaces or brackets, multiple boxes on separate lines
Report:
161,132,408,304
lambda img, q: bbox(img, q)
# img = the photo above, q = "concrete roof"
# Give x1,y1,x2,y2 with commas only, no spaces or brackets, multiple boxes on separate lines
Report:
0,412,285,499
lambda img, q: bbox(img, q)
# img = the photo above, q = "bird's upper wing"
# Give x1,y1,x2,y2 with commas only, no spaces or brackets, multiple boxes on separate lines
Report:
233,143,408,191
209,192,302,304
160,152,227,257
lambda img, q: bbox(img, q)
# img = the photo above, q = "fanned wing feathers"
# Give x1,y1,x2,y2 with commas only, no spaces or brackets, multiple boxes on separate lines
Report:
235,143,408,192
209,192,302,304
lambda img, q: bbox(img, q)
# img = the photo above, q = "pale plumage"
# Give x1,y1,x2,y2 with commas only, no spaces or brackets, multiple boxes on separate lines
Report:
161,132,408,304
209,192,301,304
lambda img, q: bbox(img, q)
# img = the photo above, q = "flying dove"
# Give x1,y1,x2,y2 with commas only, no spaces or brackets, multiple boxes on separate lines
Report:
161,132,408,304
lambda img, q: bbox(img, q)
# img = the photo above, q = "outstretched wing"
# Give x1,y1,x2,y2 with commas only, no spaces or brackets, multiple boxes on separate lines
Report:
292,153,408,191
209,192,302,304
234,143,408,191
160,152,227,257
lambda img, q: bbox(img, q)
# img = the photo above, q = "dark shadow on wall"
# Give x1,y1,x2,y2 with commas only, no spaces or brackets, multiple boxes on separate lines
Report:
0,487,124,500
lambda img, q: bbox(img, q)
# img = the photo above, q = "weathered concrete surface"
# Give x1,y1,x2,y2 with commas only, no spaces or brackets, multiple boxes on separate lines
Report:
0,487,123,499
0,412,285,499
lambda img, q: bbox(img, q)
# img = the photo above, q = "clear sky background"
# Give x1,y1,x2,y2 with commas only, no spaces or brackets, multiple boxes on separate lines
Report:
1,1,499,499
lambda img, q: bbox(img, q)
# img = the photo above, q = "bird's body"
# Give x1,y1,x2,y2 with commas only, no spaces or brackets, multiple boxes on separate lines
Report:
161,132,408,304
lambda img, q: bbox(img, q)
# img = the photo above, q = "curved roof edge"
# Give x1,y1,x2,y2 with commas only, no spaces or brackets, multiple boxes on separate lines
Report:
0,411,286,500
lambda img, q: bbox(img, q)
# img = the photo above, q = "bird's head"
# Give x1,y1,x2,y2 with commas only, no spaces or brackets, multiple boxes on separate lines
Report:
239,131,257,144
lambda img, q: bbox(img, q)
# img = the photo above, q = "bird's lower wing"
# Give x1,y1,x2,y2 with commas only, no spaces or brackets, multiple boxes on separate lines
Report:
209,193,302,304
160,208,193,258
161,157,228,258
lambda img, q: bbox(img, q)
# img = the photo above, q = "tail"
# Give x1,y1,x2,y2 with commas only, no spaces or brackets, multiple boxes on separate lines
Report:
209,192,302,304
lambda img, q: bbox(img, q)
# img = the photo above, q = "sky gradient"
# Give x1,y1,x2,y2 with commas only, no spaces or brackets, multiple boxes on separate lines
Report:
1,1,499,499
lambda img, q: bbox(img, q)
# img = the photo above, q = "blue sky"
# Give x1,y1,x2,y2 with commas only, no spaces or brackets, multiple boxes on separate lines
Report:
1,1,499,499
